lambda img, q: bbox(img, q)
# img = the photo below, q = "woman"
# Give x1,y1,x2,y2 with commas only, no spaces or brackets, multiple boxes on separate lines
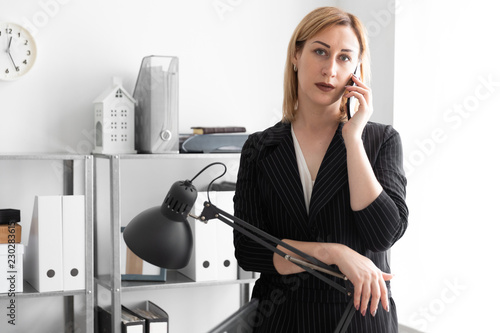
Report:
234,6,408,333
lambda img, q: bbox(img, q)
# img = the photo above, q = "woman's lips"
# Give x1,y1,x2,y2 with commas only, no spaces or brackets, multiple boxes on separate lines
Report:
315,82,335,92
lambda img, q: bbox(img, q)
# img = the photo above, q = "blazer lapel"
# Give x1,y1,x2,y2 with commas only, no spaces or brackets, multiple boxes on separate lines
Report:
308,124,348,224
258,123,311,238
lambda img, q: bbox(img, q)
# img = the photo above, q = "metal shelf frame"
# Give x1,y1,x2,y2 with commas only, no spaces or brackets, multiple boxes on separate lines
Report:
0,154,94,333
93,153,253,333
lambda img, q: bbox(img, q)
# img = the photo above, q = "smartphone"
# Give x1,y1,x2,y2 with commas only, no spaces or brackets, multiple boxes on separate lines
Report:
346,63,360,120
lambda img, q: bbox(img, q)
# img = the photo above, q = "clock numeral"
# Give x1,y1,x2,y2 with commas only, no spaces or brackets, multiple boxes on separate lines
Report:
5,28,12,34
5,69,9,74
23,60,28,65
27,50,31,56
15,67,20,72
18,32,21,38
25,40,29,46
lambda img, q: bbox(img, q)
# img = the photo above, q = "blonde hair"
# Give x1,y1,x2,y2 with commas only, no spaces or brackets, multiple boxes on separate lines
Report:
282,7,371,123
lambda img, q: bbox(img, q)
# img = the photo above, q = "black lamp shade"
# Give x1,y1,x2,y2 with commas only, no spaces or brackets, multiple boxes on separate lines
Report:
123,180,198,269
123,206,193,269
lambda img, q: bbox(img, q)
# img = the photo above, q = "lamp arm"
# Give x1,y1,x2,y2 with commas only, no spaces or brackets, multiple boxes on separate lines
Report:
195,201,350,296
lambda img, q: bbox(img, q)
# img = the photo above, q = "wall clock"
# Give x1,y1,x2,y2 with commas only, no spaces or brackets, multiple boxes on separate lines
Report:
0,22,37,81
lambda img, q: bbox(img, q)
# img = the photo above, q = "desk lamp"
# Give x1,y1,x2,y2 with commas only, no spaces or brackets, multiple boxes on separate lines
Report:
123,163,355,333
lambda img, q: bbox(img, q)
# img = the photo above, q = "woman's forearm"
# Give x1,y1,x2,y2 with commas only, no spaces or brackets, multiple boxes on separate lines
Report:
274,238,393,316
273,239,345,275
344,137,382,211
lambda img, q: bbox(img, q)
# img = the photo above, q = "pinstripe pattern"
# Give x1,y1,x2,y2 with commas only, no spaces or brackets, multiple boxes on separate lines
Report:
234,121,408,332
247,298,398,333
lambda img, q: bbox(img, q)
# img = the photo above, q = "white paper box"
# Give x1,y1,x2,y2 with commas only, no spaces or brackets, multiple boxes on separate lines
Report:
214,192,237,280
62,195,86,291
179,192,218,281
0,244,24,293
179,191,237,281
24,196,64,292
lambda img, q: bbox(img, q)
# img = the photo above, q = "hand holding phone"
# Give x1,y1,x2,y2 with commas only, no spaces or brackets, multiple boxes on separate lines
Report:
345,63,360,120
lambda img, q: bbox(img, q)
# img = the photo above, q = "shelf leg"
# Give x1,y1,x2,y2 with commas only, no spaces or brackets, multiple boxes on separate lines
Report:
240,284,250,307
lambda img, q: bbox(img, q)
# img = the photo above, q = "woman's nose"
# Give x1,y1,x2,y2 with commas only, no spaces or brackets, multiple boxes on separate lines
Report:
322,60,337,77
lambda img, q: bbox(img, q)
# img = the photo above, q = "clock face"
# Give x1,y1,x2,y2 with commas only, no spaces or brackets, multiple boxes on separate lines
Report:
0,22,37,81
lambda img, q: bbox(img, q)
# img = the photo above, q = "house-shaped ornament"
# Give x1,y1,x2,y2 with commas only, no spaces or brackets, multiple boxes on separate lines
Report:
93,78,137,154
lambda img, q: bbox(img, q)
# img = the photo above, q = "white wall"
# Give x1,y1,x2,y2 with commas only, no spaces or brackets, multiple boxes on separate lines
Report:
392,1,500,332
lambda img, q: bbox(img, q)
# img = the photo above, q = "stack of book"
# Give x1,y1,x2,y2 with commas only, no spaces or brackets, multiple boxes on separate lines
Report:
190,126,246,135
181,126,248,153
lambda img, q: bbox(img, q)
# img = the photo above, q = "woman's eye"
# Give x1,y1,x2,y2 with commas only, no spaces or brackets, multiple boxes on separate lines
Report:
315,48,327,56
339,55,351,62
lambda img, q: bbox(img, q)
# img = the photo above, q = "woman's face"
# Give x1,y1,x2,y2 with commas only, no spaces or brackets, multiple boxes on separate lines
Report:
294,25,360,112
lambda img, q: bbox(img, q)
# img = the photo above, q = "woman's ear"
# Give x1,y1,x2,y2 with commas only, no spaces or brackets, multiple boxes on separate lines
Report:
294,48,302,64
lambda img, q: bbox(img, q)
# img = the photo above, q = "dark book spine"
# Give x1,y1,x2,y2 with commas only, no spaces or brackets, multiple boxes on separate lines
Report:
191,126,246,134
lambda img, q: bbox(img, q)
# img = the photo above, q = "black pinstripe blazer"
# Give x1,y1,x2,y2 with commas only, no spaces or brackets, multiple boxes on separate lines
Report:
233,121,408,331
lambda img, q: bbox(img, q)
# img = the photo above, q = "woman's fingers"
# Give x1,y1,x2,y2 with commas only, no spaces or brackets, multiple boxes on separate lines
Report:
353,281,362,311
360,281,372,316
381,272,393,312
336,246,393,316
344,87,371,111
378,276,390,313
382,272,394,281
369,278,382,316
345,75,372,109
352,271,393,316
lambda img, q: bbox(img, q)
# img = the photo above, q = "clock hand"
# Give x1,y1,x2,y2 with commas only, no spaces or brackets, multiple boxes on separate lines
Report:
6,37,19,69
7,50,18,70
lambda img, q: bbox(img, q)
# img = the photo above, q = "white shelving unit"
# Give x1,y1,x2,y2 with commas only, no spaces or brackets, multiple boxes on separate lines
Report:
93,153,255,333
0,154,94,333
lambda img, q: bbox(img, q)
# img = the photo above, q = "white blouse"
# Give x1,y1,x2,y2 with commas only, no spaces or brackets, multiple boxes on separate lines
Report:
291,125,314,214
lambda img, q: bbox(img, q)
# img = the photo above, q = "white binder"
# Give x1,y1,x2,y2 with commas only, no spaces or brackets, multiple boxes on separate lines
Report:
25,196,64,292
62,195,86,291
179,192,218,281
214,191,237,280
179,191,237,281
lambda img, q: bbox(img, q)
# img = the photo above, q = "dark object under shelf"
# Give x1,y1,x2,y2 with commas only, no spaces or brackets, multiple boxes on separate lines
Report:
0,209,20,224
97,306,145,333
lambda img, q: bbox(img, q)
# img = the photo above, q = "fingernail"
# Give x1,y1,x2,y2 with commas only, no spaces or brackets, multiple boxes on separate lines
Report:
355,304,359,311
361,309,366,317
385,304,390,312
371,309,377,317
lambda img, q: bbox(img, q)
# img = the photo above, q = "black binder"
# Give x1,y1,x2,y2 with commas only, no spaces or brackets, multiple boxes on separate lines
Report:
97,306,145,333
127,301,169,333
